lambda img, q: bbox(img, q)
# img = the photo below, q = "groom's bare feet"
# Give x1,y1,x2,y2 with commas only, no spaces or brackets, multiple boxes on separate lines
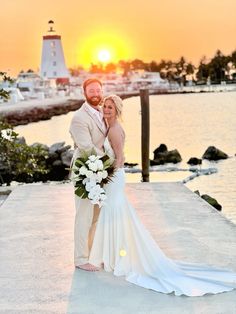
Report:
76,263,100,271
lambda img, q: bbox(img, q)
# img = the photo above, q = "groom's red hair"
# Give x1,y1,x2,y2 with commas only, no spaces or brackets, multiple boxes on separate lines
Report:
83,78,102,91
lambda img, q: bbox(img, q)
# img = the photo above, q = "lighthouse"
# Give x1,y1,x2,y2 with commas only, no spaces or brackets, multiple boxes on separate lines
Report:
40,20,69,84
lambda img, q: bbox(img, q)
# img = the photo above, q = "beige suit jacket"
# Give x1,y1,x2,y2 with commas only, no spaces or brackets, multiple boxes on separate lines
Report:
70,102,106,265
69,102,106,162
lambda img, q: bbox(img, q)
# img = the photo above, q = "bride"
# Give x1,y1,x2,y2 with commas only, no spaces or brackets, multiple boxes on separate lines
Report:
88,94,236,297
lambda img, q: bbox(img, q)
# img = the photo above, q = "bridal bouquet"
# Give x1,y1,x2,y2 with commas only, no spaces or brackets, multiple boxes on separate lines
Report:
72,149,115,207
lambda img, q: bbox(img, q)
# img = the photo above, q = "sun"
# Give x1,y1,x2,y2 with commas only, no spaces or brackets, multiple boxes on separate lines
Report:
77,29,132,68
98,49,111,63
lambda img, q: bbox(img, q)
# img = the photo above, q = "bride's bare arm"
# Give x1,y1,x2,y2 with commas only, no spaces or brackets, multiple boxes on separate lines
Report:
108,127,125,168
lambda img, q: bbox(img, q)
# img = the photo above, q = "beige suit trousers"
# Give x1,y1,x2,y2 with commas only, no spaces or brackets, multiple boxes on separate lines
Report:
74,196,100,266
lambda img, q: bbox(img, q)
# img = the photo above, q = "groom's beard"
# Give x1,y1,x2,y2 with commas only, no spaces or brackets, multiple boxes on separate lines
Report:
85,95,102,106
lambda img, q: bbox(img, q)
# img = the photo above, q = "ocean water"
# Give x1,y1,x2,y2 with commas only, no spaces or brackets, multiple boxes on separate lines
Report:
16,92,236,224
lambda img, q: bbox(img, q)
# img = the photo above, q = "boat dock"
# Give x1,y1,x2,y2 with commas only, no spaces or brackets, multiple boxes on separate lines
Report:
0,182,236,313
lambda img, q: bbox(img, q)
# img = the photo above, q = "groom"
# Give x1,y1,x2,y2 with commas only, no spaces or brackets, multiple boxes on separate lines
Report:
69,78,107,271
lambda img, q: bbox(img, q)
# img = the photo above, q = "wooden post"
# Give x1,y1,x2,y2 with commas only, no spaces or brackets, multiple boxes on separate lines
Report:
140,89,150,182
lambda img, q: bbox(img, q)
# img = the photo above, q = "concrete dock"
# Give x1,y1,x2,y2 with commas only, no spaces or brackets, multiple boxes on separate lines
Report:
0,182,236,314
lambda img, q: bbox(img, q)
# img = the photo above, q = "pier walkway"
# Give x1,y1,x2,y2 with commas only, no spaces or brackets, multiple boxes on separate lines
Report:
0,182,236,314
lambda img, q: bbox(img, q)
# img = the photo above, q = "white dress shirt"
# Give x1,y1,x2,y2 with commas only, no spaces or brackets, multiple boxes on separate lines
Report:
85,103,106,133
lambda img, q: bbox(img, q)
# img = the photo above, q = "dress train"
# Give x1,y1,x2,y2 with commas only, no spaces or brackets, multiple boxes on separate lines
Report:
88,141,236,297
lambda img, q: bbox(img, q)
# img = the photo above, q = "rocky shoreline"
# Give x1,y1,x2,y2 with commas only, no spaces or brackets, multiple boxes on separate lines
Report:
0,98,84,126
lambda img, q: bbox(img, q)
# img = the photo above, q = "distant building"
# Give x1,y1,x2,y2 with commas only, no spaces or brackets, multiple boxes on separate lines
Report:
40,20,69,84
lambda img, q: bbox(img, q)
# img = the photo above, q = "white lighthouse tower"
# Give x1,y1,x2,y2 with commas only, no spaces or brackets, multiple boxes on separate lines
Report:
40,20,69,83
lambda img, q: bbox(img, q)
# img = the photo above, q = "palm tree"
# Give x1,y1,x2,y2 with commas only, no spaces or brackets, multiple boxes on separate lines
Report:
149,61,159,72
104,62,117,73
89,63,104,74
208,50,229,83
118,60,131,77
130,59,146,70
196,57,209,83
231,50,236,67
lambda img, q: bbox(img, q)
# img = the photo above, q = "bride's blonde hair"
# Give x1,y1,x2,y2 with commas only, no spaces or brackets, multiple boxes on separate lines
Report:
103,94,123,119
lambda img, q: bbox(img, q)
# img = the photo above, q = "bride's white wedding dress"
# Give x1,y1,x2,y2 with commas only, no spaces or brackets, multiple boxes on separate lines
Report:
89,138,236,296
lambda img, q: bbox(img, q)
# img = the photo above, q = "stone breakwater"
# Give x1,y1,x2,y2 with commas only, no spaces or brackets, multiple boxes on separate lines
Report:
0,98,84,126
0,90,161,126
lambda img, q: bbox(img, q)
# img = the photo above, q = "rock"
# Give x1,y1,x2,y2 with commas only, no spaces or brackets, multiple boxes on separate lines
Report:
201,194,222,211
15,172,35,184
0,161,9,171
187,157,202,165
57,144,71,154
31,143,49,151
202,146,228,160
15,136,26,144
61,150,74,167
150,159,165,166
0,190,11,195
52,160,63,167
150,149,182,166
153,144,168,159
124,162,138,167
49,142,66,154
43,142,73,181
165,149,182,163
49,159,68,181
48,151,59,160
151,145,182,165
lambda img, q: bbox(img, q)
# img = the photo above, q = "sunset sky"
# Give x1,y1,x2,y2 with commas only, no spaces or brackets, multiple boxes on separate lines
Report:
1,0,236,76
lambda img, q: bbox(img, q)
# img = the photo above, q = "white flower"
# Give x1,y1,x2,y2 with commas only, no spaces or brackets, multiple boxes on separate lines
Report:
100,194,107,201
101,170,108,179
91,184,102,194
82,178,89,185
96,171,104,183
90,191,107,206
1,129,13,141
98,194,107,207
85,180,97,192
84,154,107,174
87,161,98,172
85,170,94,178
88,185,104,199
95,170,107,182
91,198,100,205
89,173,99,182
88,155,99,162
79,166,88,176
88,188,97,200
96,160,104,170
